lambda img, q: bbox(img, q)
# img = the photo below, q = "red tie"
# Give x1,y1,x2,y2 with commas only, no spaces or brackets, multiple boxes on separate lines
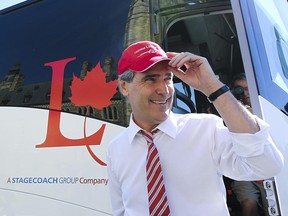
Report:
141,130,171,216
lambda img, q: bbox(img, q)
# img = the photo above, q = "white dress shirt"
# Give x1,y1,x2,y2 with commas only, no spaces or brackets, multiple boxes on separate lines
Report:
106,112,283,216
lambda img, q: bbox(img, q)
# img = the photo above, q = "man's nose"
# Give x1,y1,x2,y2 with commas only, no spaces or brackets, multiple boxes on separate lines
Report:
244,89,250,97
156,81,170,94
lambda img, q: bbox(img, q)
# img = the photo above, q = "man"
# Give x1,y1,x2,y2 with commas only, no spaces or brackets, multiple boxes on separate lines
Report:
106,41,283,216
231,73,270,216
231,73,252,112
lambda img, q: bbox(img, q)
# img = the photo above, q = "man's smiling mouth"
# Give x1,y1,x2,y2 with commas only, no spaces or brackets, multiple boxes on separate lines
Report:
151,99,168,104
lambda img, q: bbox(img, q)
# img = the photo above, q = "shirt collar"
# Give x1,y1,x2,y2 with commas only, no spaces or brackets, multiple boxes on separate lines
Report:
127,112,178,144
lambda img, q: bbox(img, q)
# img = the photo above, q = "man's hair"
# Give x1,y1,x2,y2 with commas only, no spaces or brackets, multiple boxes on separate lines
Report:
119,70,135,83
118,70,135,95
232,73,246,87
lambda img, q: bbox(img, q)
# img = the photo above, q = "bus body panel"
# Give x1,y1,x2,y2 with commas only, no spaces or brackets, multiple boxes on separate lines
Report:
259,96,288,216
0,107,126,215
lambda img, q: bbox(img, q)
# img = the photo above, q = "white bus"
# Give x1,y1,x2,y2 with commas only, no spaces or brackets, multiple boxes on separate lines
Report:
0,0,287,215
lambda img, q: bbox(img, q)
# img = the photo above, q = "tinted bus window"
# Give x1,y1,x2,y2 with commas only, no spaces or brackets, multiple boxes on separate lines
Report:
0,0,130,124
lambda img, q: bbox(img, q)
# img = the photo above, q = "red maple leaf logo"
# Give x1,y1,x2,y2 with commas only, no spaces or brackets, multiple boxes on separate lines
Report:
69,61,117,109
69,61,118,165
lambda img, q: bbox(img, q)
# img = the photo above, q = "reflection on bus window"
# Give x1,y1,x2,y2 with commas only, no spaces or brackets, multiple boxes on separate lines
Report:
0,0,27,10
275,25,288,79
254,0,288,93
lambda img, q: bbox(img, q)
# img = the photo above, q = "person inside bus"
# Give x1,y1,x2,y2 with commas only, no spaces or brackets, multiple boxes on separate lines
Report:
231,73,252,112
106,41,283,216
231,73,270,216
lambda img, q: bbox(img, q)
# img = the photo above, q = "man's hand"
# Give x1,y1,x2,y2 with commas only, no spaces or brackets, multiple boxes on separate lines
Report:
167,52,259,133
167,52,222,96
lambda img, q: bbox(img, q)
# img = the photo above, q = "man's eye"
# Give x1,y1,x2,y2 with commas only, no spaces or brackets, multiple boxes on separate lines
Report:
166,76,173,82
145,77,155,81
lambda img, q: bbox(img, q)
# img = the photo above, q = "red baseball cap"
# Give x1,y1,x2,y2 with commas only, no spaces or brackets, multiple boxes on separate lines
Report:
118,41,171,75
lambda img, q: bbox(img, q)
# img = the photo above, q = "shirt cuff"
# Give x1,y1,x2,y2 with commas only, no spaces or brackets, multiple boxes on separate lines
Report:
230,116,271,157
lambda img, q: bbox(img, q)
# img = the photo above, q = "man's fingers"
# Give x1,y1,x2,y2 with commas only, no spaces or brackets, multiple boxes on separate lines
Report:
168,66,185,80
166,52,178,58
167,52,201,69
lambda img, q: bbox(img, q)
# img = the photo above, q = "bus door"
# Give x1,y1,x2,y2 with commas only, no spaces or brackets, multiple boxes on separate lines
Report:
150,0,243,214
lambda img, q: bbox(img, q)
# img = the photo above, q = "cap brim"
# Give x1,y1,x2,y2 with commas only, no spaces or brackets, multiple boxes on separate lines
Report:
130,57,171,73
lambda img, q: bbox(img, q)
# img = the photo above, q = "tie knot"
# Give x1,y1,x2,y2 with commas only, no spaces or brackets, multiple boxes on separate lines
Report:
140,129,159,143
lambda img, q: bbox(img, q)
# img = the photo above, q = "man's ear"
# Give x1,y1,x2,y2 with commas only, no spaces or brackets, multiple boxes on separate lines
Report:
119,80,129,96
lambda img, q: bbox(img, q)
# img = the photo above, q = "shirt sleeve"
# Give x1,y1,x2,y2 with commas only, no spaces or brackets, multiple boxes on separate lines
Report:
214,115,284,180
230,116,272,157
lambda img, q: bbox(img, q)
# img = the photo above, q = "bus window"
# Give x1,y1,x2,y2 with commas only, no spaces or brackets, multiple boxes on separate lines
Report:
253,0,288,93
0,0,130,126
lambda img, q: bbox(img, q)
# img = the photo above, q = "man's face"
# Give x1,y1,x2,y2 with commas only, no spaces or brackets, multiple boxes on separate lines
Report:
233,79,251,106
120,61,174,131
